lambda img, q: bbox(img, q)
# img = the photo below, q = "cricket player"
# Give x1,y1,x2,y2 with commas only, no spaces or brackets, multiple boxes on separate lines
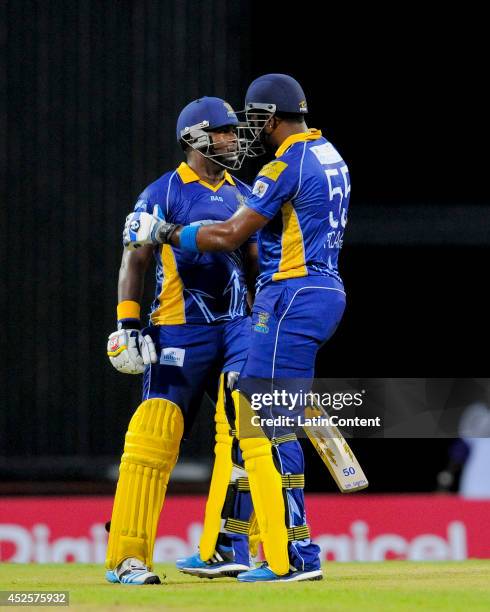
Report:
124,74,351,583
105,97,259,584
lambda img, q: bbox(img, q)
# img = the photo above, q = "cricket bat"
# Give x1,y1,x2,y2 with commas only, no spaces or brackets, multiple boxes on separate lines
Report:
303,404,369,493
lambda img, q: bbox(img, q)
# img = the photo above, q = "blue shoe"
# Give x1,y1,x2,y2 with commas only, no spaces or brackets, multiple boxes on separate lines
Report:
105,557,162,585
237,563,323,583
176,548,252,579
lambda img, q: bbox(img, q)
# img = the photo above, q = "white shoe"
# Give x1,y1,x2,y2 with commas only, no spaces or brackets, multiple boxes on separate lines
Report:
105,557,162,585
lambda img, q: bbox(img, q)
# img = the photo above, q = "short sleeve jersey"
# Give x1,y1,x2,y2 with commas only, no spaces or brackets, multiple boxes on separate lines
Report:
134,162,255,325
245,129,350,291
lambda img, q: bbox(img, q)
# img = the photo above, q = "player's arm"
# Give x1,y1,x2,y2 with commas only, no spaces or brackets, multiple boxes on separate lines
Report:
107,245,157,374
178,205,268,252
123,205,268,253
118,245,154,307
123,164,292,253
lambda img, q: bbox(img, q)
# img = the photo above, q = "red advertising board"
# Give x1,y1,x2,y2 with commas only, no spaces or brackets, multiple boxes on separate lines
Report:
0,495,488,563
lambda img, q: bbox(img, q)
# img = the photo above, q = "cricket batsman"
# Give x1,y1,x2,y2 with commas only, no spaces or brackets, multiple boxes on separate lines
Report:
124,74,351,583
105,97,259,584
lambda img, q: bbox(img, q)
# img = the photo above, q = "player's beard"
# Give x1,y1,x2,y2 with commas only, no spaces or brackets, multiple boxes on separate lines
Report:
209,137,240,168
259,130,276,154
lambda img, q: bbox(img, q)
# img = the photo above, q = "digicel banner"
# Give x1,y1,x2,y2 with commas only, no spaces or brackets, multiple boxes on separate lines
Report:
0,495,489,563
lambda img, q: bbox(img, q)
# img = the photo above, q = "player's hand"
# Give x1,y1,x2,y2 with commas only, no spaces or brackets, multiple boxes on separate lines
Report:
107,329,157,374
123,212,178,250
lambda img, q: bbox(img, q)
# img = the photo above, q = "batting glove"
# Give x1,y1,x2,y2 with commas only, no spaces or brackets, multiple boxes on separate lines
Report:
123,212,179,250
107,329,157,374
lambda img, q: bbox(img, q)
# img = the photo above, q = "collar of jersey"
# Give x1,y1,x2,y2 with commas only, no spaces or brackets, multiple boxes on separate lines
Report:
177,162,236,192
275,129,322,158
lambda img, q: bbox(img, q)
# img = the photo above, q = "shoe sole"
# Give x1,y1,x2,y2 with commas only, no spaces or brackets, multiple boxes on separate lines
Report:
284,572,323,583
141,576,162,585
105,571,162,585
119,575,162,585
179,564,252,579
238,570,324,583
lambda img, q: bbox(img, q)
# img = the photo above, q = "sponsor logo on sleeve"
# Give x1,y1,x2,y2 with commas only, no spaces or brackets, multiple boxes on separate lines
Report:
258,160,288,181
252,180,269,199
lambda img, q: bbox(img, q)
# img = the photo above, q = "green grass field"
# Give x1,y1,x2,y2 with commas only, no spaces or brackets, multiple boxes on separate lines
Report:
0,562,489,611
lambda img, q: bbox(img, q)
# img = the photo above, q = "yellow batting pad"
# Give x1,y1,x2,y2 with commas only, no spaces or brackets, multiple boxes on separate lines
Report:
105,398,184,570
199,375,234,561
234,390,290,576
248,511,260,558
258,160,288,181
240,436,290,575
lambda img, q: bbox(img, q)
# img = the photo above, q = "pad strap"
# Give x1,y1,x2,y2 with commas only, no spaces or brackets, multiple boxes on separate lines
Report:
281,473,305,488
225,519,310,540
271,433,298,445
224,517,250,535
287,525,311,541
235,474,304,491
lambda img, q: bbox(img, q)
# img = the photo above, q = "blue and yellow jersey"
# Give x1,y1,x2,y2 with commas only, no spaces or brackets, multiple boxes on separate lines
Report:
245,129,350,290
134,162,254,325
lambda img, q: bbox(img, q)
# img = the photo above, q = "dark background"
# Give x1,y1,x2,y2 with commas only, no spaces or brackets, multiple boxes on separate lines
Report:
1,1,488,494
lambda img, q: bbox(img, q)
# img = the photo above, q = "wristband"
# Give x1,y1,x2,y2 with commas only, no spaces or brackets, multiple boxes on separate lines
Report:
117,301,141,328
117,300,141,320
179,225,200,252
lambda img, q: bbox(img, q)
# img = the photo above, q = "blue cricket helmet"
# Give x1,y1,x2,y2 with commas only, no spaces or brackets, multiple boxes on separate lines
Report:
245,74,308,114
175,96,245,170
240,74,308,159
176,96,239,142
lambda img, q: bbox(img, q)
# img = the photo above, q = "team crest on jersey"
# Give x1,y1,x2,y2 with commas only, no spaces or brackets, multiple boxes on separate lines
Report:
254,311,270,334
252,180,269,198
258,160,288,181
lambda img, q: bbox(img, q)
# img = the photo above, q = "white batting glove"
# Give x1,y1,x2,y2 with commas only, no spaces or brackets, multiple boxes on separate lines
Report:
226,371,240,391
123,212,178,250
107,329,157,374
